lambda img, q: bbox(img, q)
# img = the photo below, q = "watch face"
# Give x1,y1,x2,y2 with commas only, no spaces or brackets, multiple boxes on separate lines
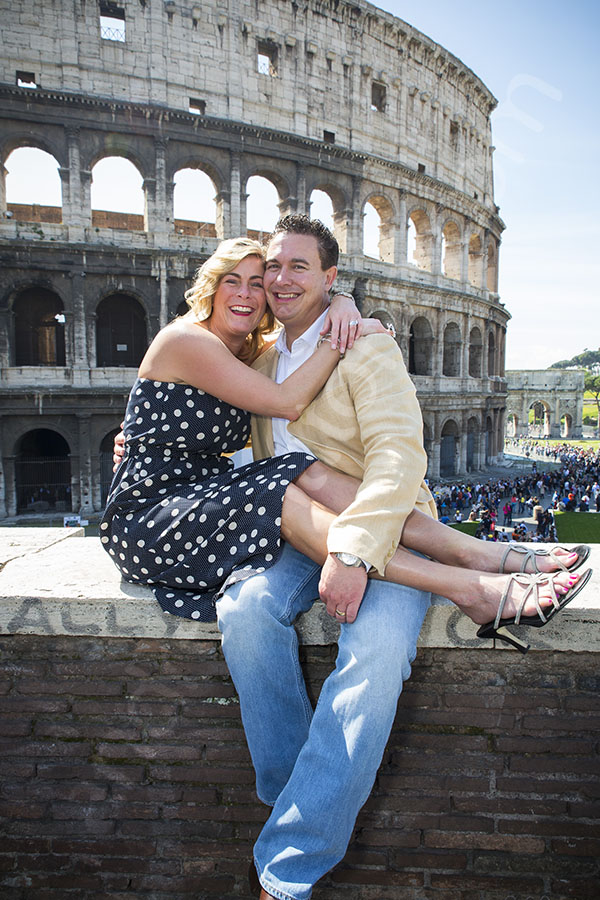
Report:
336,552,362,567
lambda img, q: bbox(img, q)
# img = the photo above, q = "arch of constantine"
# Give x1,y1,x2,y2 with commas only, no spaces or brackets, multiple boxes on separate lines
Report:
0,0,508,516
505,370,584,439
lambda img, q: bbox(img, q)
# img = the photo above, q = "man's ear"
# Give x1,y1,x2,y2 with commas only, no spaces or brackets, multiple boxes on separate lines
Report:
324,266,338,291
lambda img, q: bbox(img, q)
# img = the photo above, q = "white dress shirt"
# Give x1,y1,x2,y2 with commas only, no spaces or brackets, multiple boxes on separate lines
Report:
271,311,328,456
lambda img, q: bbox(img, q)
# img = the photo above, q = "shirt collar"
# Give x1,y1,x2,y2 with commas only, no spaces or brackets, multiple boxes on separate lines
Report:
274,310,329,358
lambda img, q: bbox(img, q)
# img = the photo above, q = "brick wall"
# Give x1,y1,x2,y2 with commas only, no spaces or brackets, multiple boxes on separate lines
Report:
1,634,598,899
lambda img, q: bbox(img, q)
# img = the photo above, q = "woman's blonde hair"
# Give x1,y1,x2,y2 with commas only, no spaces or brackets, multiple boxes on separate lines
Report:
182,237,276,362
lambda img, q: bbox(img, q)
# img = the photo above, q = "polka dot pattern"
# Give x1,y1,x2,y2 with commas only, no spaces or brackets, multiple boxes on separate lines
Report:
100,377,315,621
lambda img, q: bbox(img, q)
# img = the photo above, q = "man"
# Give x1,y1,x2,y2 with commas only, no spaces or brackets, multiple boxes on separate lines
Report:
216,216,436,900
113,215,435,899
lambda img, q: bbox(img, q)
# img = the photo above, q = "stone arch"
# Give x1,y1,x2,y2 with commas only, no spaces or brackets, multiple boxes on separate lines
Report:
95,292,148,367
441,219,461,280
14,428,72,513
308,183,348,253
408,315,434,375
487,329,496,376
4,145,63,223
468,326,483,377
362,192,395,263
172,166,219,238
90,155,146,228
468,232,483,287
560,412,573,438
366,307,398,342
506,413,518,438
407,207,433,271
245,172,286,237
12,286,66,366
486,238,498,292
529,399,551,437
442,321,462,377
440,418,459,476
485,414,494,463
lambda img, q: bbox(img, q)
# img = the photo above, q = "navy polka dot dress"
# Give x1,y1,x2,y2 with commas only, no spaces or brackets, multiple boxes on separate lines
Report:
100,378,316,621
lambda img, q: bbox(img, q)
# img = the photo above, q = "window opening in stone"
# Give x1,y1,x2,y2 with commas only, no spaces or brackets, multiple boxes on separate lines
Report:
371,82,386,112
407,210,432,271
100,4,126,42
91,157,144,230
468,326,483,377
173,168,217,237
486,240,498,292
441,221,461,280
323,130,335,143
189,98,206,115
442,322,462,377
363,202,383,260
440,420,458,476
246,175,279,238
466,417,479,470
468,233,482,286
417,163,426,174
13,288,66,366
408,316,434,375
310,190,334,232
5,147,62,223
488,331,496,376
96,294,147,367
257,41,278,77
16,70,37,88
15,429,71,514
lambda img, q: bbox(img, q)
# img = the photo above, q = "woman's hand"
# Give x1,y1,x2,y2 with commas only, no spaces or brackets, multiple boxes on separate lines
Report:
360,318,397,338
321,293,362,355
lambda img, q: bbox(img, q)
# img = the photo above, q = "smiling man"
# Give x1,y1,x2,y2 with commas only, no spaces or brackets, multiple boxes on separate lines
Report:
217,215,435,900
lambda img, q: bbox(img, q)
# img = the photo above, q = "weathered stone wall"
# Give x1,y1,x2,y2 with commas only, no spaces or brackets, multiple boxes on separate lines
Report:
0,0,509,517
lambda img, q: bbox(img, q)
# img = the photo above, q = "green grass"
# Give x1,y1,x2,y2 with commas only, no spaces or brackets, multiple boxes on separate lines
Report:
449,522,479,536
554,511,600,543
540,438,600,452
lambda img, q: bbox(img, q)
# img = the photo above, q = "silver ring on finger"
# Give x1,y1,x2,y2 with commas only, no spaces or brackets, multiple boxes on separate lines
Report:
349,319,360,327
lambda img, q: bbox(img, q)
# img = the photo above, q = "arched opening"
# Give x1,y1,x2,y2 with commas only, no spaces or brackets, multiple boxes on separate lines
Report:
506,413,518,438
442,322,461,377
407,209,432,271
13,287,66,366
468,233,483,287
408,316,434,375
468,326,483,377
487,239,498,292
560,413,572,438
441,221,461,280
488,331,496,376
246,175,280,239
91,156,145,230
173,168,217,237
466,416,479,471
440,419,458,477
362,201,381,259
309,189,335,231
99,429,120,505
5,146,62,223
15,429,71,513
96,294,147,367
529,401,550,437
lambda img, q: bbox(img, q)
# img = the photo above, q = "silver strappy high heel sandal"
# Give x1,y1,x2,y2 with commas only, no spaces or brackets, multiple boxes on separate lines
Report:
499,542,590,575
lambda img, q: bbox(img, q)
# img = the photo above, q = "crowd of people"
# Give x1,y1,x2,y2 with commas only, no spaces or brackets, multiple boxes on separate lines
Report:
432,438,600,542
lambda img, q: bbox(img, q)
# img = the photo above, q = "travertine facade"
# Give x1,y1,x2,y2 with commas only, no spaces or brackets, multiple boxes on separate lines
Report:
505,370,584,439
0,0,508,516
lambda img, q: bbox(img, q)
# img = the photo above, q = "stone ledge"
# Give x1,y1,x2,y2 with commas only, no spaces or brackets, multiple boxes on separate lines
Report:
0,528,598,652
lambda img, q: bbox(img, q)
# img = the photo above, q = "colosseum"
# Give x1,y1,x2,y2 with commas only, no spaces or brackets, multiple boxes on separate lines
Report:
0,0,508,518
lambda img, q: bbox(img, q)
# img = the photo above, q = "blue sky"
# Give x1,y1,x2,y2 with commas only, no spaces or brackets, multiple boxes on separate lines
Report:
380,0,600,369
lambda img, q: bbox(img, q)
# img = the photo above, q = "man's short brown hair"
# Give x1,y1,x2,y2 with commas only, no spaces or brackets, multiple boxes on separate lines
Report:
268,214,339,270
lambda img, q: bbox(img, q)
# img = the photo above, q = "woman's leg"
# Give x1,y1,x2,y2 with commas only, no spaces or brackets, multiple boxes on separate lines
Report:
282,480,580,627
295,462,579,575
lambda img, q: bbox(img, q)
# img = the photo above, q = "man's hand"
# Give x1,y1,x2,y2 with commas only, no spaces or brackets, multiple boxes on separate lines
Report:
113,426,125,472
318,554,368,624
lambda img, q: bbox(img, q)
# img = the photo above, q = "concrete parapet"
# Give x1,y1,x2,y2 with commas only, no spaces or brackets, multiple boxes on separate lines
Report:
1,528,599,653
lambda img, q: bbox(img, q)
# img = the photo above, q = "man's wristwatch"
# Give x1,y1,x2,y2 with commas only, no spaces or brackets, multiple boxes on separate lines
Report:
334,552,371,572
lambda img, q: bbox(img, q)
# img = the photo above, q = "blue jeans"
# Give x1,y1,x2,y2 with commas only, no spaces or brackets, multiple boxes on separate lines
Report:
216,544,430,900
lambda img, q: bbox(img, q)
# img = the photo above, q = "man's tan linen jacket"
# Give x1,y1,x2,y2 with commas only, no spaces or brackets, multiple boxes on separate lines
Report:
251,333,437,576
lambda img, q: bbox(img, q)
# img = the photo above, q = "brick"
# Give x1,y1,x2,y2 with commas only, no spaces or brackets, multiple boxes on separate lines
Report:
424,831,545,853
499,819,600,838
0,740,93,758
549,877,600,898
147,764,254,783
34,721,142,741
15,678,124,696
70,699,176,716
550,838,600,856
331,868,424,886
96,741,201,761
36,763,145,783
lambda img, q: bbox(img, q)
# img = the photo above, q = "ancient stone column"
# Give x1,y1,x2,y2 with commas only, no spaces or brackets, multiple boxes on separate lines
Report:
77,414,93,515
229,152,243,236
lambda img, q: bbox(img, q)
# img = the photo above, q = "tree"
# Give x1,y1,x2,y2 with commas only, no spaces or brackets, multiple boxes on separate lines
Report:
584,372,600,437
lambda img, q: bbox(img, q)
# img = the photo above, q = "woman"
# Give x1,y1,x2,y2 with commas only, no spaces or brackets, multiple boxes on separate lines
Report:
102,237,591,653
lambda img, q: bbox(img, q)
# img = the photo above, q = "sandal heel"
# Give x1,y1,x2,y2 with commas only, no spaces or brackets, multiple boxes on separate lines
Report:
477,623,530,654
